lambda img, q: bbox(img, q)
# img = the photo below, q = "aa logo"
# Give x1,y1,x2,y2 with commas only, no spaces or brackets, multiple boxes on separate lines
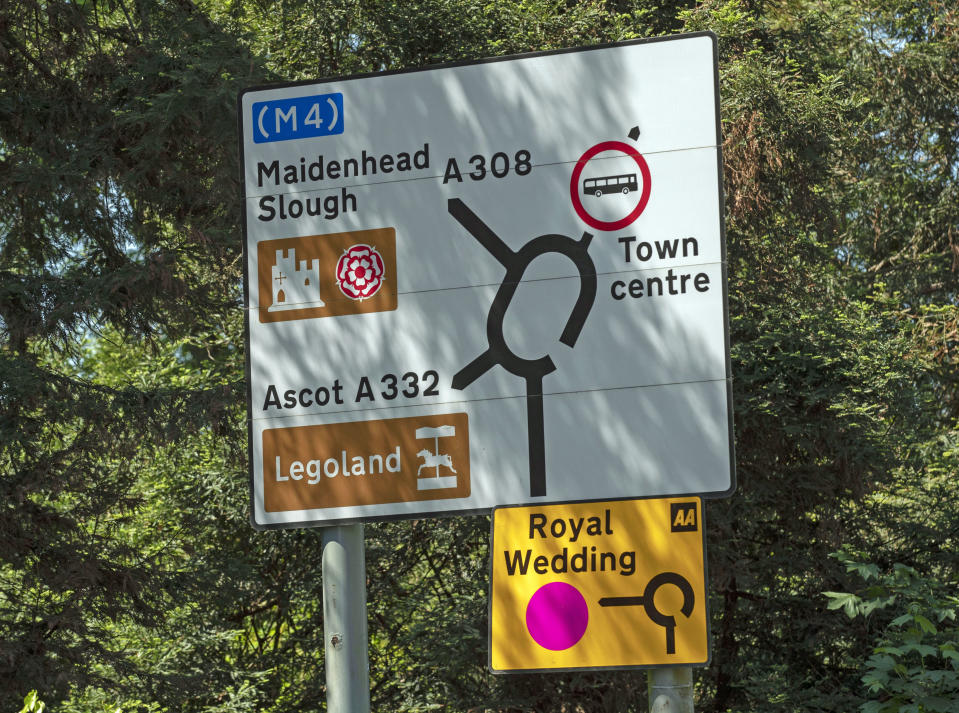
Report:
670,502,698,532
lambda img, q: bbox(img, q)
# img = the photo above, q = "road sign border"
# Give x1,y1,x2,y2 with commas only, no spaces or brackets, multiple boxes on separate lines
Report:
487,496,712,674
238,31,735,530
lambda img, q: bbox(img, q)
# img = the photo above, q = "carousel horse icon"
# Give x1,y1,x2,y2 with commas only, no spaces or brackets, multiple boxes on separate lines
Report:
416,450,457,476
447,198,597,498
415,424,458,490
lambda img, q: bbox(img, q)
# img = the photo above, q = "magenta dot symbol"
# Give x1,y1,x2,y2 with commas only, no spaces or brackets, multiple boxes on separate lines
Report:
525,581,589,651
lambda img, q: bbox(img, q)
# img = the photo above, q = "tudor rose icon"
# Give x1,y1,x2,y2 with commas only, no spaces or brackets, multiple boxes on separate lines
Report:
336,243,385,300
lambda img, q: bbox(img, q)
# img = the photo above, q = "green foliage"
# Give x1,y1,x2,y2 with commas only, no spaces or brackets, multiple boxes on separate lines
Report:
826,552,959,713
19,691,46,713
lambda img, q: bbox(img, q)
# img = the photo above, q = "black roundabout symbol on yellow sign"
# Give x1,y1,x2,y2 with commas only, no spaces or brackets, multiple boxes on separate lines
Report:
599,571,695,655
448,198,596,497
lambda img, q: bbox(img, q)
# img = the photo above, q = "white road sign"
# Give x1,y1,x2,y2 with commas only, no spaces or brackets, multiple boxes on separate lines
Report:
240,32,734,528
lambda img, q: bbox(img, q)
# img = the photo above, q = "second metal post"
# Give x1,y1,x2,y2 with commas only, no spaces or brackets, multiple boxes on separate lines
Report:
648,666,694,713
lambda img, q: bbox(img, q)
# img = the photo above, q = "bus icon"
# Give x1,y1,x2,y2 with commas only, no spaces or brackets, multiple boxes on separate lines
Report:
583,173,638,197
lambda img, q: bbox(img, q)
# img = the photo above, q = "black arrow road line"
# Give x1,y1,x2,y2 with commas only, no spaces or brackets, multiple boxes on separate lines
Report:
448,198,515,267
526,374,545,497
450,349,497,391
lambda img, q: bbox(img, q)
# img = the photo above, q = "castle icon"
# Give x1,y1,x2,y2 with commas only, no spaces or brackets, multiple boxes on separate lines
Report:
268,248,326,312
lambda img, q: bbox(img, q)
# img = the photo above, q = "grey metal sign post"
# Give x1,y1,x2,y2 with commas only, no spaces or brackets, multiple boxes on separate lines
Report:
322,524,370,713
649,667,695,713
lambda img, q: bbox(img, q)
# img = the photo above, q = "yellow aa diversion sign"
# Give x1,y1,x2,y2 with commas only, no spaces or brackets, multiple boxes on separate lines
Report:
490,497,707,672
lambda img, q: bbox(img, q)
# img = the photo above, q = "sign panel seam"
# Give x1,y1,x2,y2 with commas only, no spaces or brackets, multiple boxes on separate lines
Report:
248,376,732,424
241,144,722,199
